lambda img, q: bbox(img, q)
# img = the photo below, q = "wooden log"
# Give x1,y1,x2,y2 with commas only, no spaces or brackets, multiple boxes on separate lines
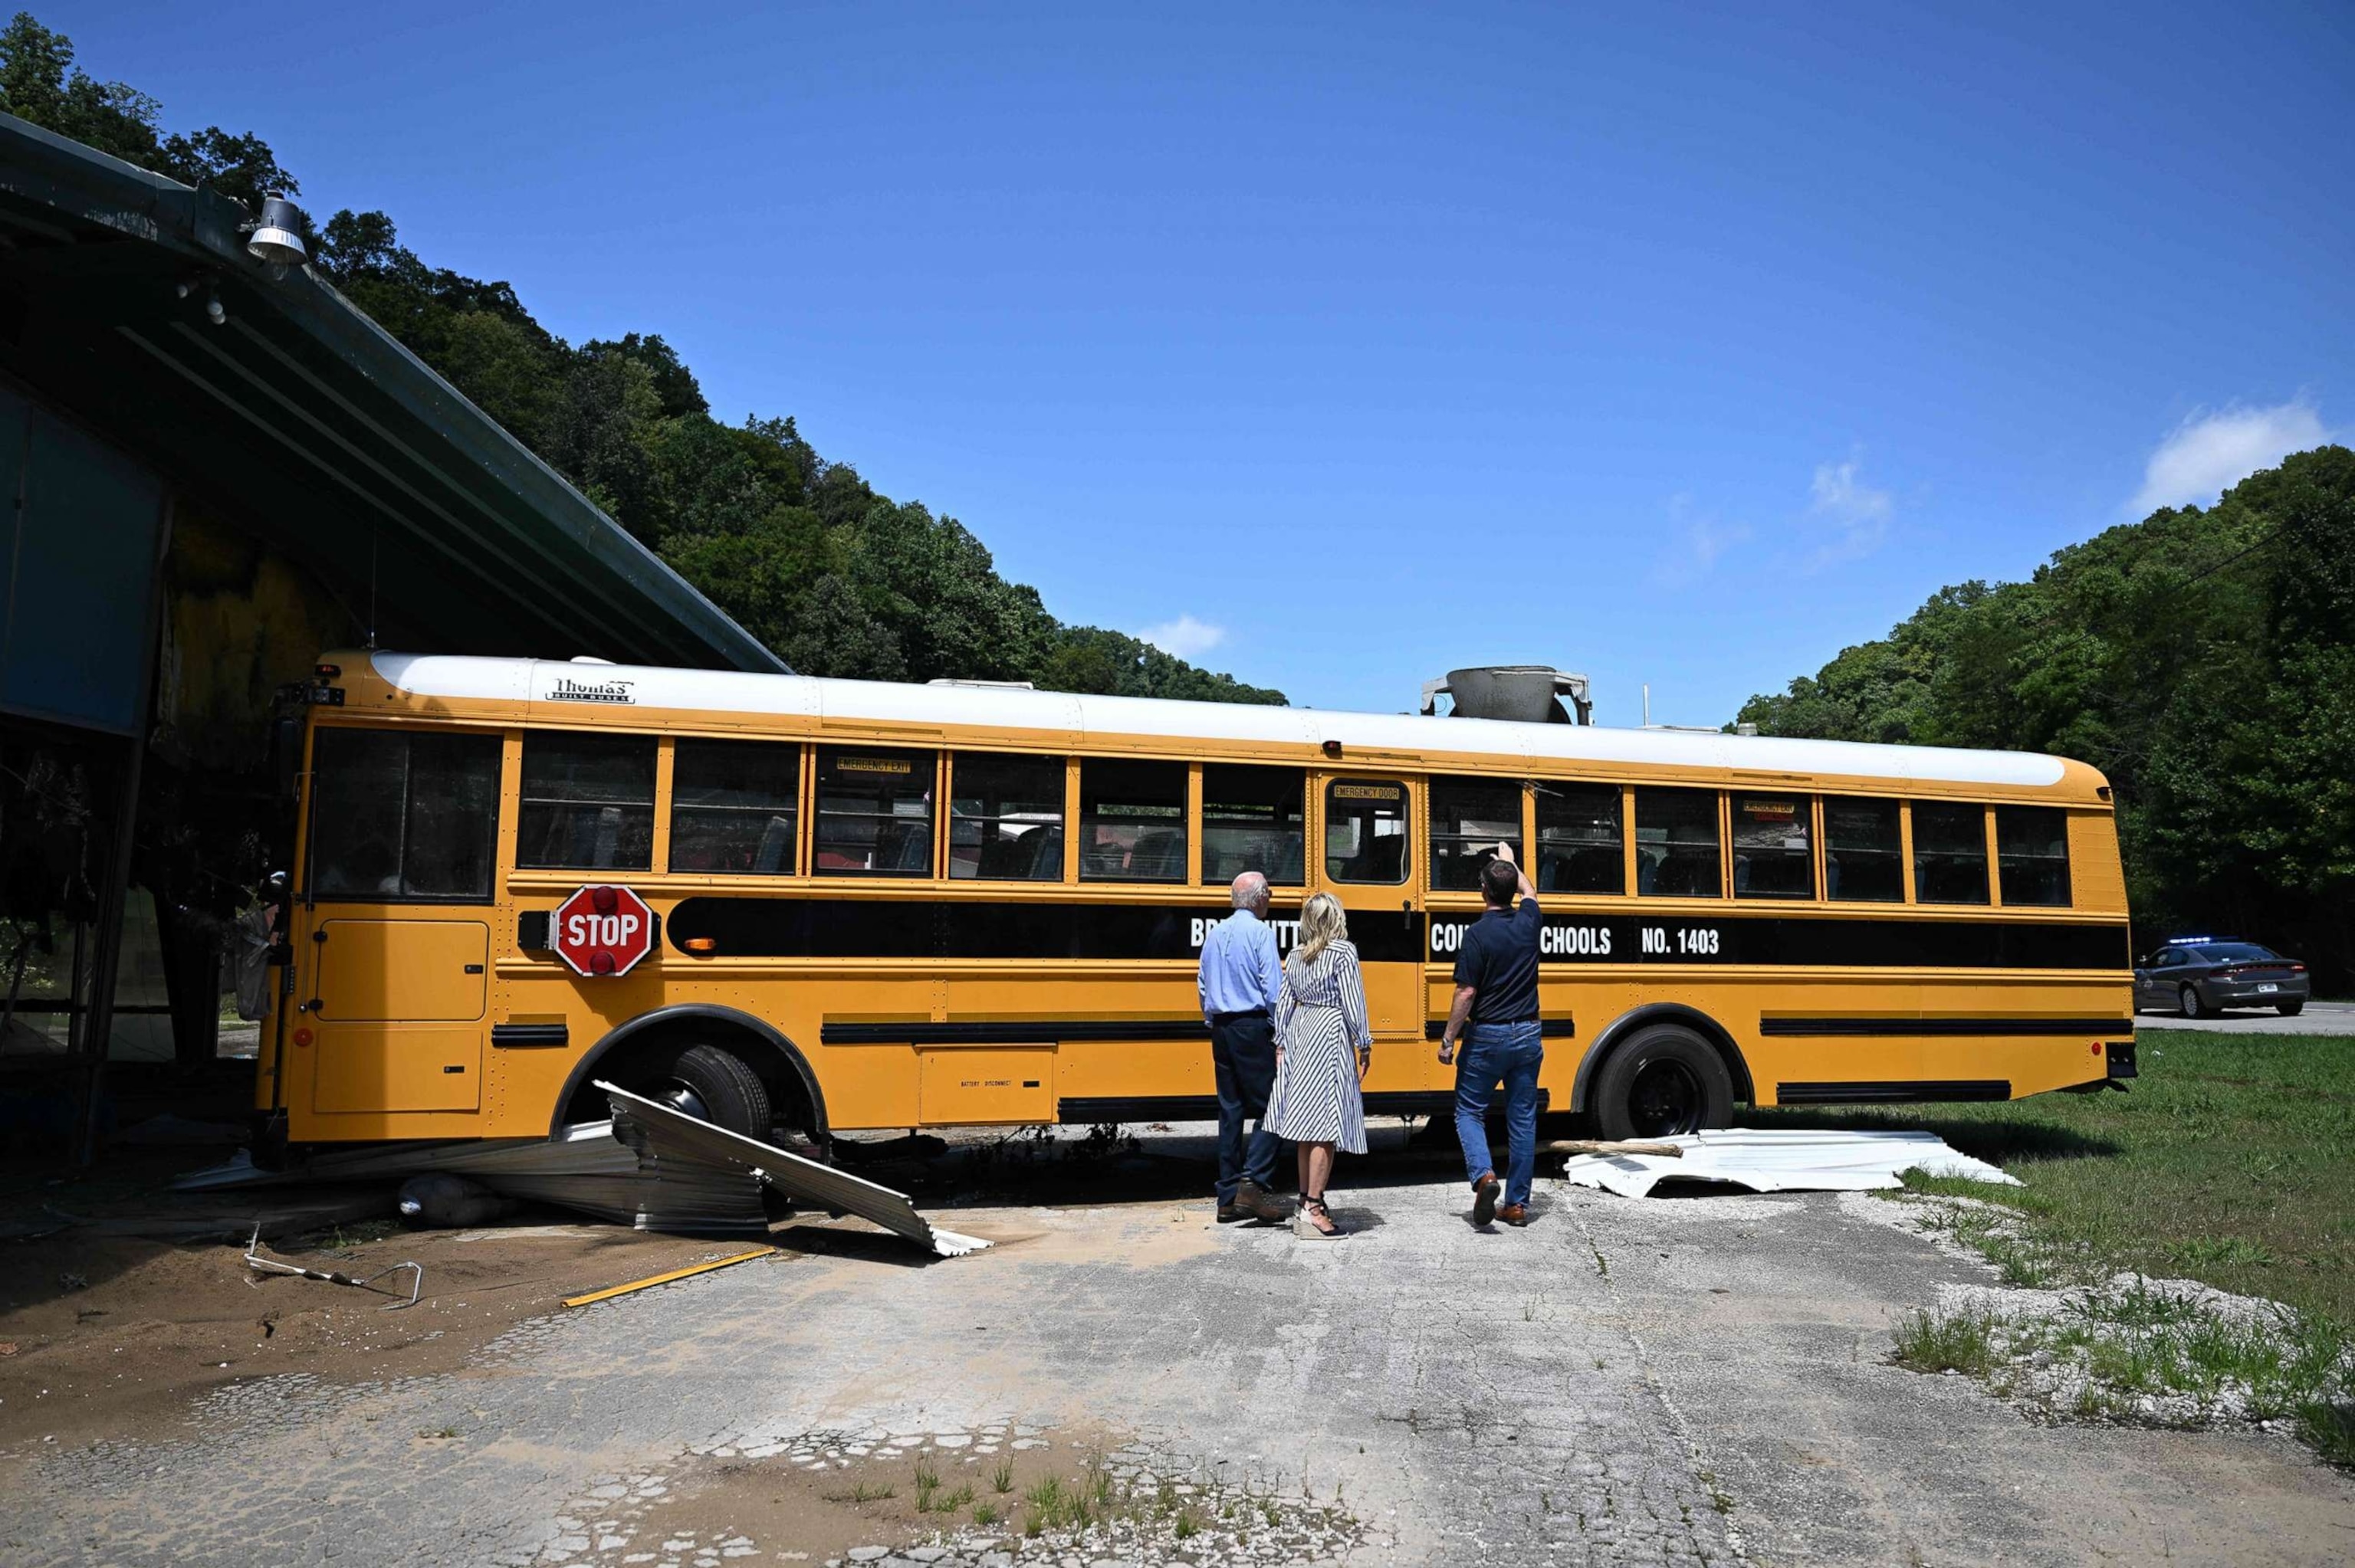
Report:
1536,1139,1683,1158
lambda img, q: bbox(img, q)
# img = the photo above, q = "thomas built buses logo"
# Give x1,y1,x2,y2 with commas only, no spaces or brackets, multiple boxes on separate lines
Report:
549,676,636,705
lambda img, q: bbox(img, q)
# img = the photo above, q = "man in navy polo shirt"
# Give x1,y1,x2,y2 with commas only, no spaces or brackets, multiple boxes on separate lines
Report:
1437,842,1542,1227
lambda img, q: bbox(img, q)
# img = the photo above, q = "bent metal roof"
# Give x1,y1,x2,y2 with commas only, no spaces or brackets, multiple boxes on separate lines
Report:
0,113,783,674
362,650,2088,795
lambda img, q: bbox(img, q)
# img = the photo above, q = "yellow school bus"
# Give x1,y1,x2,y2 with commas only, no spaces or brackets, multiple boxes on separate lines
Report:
254,651,2135,1156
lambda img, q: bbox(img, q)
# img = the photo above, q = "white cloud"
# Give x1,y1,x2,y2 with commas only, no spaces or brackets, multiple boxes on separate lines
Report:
2129,401,2330,514
1138,613,1227,660
1805,454,1894,569
1653,493,1752,586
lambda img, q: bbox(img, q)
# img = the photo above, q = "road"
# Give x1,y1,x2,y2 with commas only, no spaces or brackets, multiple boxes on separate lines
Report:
7,1127,2349,1567
2137,999,2355,1035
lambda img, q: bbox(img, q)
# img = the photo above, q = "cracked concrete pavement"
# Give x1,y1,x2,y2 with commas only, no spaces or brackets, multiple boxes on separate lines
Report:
5,1127,2351,1566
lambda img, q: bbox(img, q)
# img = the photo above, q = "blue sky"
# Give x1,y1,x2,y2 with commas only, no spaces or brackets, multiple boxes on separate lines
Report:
65,2,2354,723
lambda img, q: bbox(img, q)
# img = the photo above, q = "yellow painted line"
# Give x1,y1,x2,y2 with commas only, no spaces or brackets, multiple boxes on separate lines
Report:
563,1247,776,1307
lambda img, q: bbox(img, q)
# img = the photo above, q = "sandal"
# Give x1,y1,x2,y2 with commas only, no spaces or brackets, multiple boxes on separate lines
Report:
1292,1196,1344,1240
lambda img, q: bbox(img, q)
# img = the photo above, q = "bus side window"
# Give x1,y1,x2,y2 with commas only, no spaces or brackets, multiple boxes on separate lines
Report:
1996,806,2071,906
1822,797,1903,901
1535,782,1624,894
1429,777,1522,891
951,753,1066,881
1079,759,1187,881
1201,765,1304,886
1732,795,1814,899
1325,779,1408,884
1913,802,1990,904
1633,787,1722,898
518,732,657,871
672,738,801,875
311,727,501,900
814,746,935,877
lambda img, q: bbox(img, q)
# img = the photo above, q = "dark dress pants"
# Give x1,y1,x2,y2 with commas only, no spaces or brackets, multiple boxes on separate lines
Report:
1209,1011,1283,1202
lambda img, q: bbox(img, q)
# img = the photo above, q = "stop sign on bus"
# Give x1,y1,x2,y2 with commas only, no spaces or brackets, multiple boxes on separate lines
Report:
551,884,655,977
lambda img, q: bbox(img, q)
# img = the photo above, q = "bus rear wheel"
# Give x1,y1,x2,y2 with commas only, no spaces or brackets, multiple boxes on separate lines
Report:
644,1043,771,1139
1591,1025,1733,1140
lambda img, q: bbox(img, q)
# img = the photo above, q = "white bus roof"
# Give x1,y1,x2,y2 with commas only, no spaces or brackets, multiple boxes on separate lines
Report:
369,651,2072,791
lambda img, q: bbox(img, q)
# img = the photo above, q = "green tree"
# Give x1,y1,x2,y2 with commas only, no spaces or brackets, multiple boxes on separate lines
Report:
0,14,297,205
1740,446,2355,989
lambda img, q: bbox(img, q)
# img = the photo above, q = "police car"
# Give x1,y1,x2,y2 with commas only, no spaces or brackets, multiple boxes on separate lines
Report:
2133,936,2311,1018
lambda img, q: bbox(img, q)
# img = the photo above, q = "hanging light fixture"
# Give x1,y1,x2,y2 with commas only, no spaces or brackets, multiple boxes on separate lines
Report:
246,194,308,267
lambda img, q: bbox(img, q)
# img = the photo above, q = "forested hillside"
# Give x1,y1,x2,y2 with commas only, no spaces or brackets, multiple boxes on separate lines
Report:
0,13,1283,705
1740,447,2355,988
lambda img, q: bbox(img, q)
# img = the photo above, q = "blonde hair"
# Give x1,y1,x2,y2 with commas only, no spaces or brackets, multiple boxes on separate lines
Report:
1290,892,1348,969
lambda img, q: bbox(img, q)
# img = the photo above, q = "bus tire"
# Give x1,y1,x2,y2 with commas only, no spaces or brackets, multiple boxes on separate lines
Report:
1590,1025,1733,1140
652,1043,772,1138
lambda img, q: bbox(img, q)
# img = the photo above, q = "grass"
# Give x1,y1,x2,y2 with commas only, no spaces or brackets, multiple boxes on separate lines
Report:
1745,1030,2355,1324
1756,1031,2355,1465
1891,1304,2000,1377
1022,1474,1082,1536
826,1481,896,1504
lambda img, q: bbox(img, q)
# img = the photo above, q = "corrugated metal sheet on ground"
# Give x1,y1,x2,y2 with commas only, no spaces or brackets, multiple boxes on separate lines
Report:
174,1120,768,1235
599,1081,991,1258
1559,1128,2021,1199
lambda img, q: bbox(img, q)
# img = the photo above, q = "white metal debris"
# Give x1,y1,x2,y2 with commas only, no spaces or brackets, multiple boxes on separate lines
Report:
177,1119,770,1235
1559,1127,2021,1199
599,1081,993,1258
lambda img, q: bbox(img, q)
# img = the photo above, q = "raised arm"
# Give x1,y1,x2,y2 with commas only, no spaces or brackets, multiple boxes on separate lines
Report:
1497,838,1536,902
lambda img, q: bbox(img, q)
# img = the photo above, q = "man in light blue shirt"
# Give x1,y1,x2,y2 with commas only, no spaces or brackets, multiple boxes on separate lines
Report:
1198,871,1289,1223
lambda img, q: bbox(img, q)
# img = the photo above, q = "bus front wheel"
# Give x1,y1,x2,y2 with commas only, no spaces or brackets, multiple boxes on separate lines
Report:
645,1043,772,1139
1591,1025,1733,1140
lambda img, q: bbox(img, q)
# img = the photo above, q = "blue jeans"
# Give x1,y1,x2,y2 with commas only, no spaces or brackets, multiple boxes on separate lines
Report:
1210,1012,1283,1202
1453,1020,1545,1207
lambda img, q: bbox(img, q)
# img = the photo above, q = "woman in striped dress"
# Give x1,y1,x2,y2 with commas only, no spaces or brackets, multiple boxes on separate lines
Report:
1266,892,1371,1239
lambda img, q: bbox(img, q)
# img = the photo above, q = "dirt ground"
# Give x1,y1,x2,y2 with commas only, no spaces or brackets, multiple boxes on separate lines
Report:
0,1189,748,1449
618,1429,1120,1562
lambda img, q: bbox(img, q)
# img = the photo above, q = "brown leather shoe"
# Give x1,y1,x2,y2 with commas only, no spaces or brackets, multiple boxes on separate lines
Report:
1497,1202,1530,1227
1217,1202,1250,1224
1236,1179,1292,1224
1471,1173,1500,1227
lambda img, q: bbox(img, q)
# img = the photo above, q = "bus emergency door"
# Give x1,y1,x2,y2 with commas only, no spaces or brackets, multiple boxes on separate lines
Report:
294,725,498,1117
1309,774,1433,1092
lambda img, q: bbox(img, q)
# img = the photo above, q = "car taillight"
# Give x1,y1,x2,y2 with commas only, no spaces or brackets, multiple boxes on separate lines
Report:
2292,963,2307,973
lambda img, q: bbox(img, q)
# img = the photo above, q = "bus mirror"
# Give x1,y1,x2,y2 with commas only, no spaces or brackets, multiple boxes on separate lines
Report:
274,717,301,801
